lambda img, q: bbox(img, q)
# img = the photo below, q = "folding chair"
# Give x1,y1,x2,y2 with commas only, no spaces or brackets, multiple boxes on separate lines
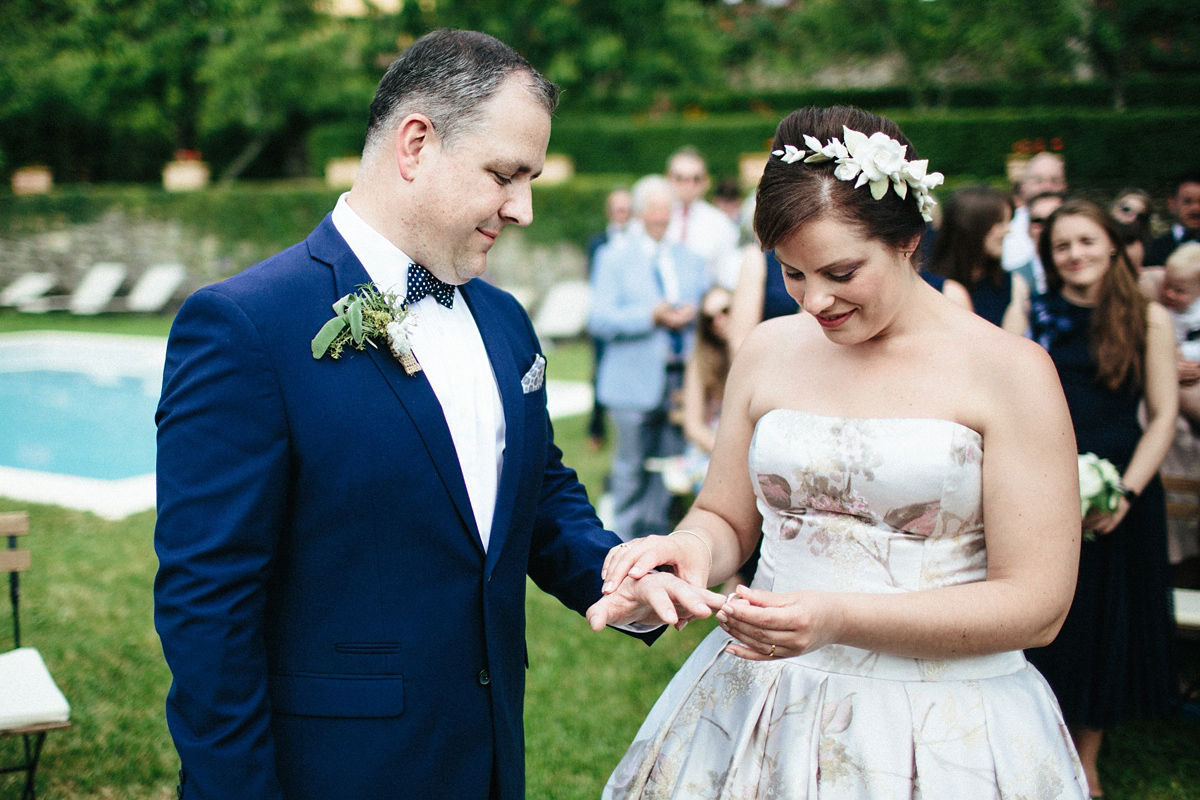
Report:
1161,475,1200,713
0,512,70,800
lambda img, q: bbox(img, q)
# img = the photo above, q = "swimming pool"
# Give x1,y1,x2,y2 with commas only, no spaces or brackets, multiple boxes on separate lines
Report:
0,330,593,519
0,331,165,518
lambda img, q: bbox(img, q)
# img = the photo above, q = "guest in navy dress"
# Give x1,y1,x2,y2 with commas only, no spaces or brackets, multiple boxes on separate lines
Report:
931,186,1024,328
1013,198,1179,798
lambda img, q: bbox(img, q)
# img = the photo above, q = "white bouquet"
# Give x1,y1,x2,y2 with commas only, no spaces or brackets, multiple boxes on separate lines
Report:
1078,453,1124,537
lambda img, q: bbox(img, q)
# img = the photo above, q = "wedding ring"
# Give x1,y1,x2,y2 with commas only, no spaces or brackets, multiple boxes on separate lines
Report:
617,543,630,549
769,643,776,658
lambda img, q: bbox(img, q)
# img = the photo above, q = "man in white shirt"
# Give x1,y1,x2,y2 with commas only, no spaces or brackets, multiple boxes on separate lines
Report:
665,147,742,289
1002,151,1067,274
154,30,715,800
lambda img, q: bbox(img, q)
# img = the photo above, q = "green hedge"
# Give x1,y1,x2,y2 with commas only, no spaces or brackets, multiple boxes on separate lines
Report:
308,107,1200,195
595,75,1200,116
546,108,1200,194
6,104,1200,262
0,182,344,259
0,177,634,257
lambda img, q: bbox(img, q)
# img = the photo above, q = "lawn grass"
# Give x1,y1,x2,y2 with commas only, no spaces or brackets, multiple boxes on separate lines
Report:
1,322,1197,798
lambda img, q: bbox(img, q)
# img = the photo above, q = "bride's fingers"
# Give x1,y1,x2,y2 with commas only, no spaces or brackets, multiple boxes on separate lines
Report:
601,542,646,591
723,636,777,661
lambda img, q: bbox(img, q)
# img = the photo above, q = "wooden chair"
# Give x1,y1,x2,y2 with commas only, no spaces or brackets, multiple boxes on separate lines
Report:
0,512,70,800
1161,476,1200,709
1162,474,1200,525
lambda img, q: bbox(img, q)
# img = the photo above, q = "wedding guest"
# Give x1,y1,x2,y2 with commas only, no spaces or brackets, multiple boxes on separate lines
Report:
712,177,744,224
1139,242,1200,575
585,187,634,451
589,106,1088,799
929,185,1022,327
1111,188,1153,274
1111,187,1152,228
590,174,710,540
665,147,742,289
1015,198,1179,798
1146,170,1200,267
153,31,708,800
679,286,733,490
1002,151,1067,272
727,245,799,353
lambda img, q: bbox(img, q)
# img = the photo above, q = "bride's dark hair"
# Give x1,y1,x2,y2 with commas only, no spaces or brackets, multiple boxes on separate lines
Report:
754,106,928,254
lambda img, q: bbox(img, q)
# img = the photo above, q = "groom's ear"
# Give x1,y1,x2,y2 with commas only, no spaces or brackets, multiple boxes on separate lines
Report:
394,113,435,181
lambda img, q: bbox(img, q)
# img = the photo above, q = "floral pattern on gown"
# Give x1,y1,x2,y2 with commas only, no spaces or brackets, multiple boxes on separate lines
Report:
604,410,1087,800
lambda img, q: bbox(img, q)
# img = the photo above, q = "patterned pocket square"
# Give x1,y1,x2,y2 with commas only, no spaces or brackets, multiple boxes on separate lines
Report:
521,354,546,393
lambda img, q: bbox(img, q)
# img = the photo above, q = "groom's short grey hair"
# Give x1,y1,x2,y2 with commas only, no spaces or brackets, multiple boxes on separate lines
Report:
364,29,558,157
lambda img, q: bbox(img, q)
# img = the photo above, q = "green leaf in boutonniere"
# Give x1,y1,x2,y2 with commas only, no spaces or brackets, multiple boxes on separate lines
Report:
311,284,421,375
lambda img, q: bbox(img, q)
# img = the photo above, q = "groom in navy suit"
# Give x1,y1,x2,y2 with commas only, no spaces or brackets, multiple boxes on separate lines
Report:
154,30,714,800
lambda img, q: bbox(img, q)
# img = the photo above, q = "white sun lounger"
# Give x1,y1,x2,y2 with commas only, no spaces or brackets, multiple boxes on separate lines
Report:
120,263,187,313
21,263,127,314
532,280,592,341
0,273,56,307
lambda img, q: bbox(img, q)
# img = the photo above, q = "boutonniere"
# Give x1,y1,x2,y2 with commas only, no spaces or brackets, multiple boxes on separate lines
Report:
311,284,421,375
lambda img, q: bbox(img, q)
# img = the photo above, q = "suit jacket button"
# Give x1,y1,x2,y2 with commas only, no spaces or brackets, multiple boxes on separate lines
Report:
477,669,491,686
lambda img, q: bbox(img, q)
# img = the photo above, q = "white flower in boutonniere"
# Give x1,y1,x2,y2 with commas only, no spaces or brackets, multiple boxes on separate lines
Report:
311,284,421,375
1078,452,1123,541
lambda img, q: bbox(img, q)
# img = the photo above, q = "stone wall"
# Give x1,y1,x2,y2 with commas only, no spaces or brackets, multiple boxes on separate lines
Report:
0,208,587,311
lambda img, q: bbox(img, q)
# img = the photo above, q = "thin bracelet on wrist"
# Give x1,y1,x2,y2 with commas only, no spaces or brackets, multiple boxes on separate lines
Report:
669,529,713,571
1119,482,1139,502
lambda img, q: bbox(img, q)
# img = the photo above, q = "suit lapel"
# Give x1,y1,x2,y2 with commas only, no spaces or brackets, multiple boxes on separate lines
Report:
309,218,482,552
461,283,525,574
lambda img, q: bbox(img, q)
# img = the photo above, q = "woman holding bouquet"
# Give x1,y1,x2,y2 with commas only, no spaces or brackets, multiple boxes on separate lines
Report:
587,107,1089,799
1019,198,1178,798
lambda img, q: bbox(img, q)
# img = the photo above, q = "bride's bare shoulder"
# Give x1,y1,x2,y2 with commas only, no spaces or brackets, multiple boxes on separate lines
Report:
945,313,1064,420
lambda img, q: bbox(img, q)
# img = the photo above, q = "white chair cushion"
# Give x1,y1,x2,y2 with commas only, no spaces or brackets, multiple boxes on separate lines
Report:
1176,588,1200,631
0,647,70,730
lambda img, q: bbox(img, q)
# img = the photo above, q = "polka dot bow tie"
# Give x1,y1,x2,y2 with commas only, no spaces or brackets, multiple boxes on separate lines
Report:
406,262,455,309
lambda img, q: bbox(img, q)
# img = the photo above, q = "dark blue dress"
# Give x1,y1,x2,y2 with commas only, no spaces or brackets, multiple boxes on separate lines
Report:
969,274,1012,327
762,251,798,321
1024,293,1177,727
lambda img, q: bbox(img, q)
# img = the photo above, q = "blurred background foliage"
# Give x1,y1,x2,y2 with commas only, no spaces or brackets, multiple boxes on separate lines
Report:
0,0,1197,185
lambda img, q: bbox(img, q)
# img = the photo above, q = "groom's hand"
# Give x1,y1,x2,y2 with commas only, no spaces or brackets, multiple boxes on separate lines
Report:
586,572,725,632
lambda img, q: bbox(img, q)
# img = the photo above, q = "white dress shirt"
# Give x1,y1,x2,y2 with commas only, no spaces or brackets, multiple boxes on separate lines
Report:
666,199,741,289
332,194,505,550
1002,204,1035,272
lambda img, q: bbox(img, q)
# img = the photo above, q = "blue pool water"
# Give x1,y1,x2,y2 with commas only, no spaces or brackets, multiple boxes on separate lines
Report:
0,369,159,480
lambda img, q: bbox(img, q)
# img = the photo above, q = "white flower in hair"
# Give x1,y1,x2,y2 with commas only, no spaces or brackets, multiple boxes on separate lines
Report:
842,127,909,200
771,144,805,164
800,134,849,163
771,124,945,222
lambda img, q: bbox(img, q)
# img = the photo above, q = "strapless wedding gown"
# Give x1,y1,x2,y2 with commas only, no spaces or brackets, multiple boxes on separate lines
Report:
604,410,1088,799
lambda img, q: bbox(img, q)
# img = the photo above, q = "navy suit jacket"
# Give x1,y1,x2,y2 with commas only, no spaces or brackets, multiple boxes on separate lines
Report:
154,216,638,800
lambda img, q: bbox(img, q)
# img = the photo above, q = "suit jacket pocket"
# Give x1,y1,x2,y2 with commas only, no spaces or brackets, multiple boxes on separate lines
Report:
268,672,404,718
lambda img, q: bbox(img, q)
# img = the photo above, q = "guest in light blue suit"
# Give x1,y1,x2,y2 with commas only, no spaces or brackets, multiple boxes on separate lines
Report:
153,31,716,800
590,175,711,540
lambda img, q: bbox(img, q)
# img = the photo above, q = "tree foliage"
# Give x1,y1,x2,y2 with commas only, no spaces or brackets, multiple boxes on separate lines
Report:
0,0,1196,183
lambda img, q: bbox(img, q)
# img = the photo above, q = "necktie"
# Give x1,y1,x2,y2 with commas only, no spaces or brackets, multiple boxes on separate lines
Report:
406,263,455,308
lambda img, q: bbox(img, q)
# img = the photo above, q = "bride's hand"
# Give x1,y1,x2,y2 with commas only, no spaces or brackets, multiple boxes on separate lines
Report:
716,586,844,660
600,533,712,594
586,572,726,632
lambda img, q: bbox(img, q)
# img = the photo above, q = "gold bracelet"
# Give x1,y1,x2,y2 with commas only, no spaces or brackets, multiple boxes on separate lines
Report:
670,529,713,571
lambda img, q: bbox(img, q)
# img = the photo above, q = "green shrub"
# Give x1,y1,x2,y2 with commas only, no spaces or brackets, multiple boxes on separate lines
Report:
549,108,1200,194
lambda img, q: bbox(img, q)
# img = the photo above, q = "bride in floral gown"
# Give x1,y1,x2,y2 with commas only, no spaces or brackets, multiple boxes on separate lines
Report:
588,107,1089,799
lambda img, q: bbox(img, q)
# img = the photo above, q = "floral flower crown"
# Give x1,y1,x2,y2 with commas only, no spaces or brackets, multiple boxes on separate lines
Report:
772,126,945,222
